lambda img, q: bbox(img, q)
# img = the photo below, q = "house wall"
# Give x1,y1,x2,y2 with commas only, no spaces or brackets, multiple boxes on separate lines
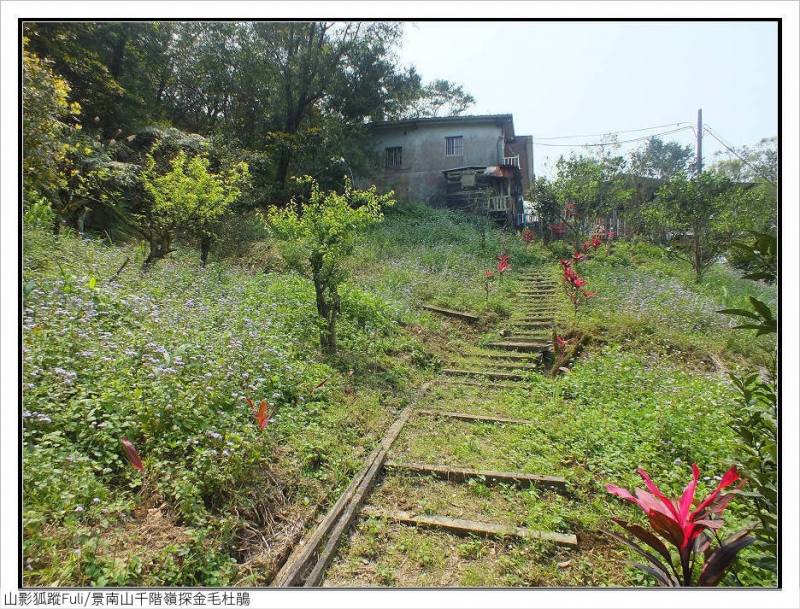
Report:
371,119,512,204
506,135,534,193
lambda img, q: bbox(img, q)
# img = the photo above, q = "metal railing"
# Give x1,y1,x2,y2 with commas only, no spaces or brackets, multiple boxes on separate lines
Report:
502,155,520,167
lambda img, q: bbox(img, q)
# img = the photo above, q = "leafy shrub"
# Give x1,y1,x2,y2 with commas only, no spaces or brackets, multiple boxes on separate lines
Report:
211,211,271,261
267,177,394,355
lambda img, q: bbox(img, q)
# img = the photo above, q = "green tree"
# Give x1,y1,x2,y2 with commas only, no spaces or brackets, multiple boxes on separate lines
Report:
712,137,778,252
629,136,694,180
625,136,695,234
22,38,75,201
407,78,476,118
22,37,91,232
24,22,125,137
645,170,743,280
25,22,177,138
713,136,777,184
267,177,394,355
161,22,240,135
139,149,250,267
527,177,560,245
551,152,631,248
248,21,417,196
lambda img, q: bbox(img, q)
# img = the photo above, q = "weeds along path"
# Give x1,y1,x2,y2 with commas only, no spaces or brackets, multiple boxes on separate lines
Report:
273,271,581,587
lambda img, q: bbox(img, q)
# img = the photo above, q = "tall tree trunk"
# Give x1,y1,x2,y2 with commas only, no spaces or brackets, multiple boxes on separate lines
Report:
274,151,292,193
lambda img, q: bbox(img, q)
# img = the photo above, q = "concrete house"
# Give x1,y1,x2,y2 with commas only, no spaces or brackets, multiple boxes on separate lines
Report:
368,114,534,226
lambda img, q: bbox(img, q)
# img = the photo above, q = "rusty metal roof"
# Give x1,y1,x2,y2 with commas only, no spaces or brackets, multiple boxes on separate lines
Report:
484,165,517,178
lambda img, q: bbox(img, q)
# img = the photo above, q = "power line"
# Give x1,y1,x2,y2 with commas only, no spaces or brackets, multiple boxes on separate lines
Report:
703,124,776,184
534,122,693,141
533,126,695,148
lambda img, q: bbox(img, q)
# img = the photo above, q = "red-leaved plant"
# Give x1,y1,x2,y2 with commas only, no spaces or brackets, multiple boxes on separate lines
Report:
121,437,144,472
246,397,277,432
560,257,595,314
604,464,756,586
484,270,493,301
496,254,510,280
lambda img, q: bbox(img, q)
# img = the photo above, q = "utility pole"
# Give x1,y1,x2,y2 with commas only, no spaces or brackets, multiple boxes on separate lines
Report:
696,108,703,175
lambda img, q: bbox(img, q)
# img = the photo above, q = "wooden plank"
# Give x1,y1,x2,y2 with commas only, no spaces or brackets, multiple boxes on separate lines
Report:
467,351,540,361
416,409,535,425
384,461,566,490
303,449,389,587
486,342,550,353
508,333,550,340
272,453,379,585
513,318,552,324
442,368,527,381
481,362,540,372
361,507,578,549
272,382,430,586
422,304,480,322
437,378,521,390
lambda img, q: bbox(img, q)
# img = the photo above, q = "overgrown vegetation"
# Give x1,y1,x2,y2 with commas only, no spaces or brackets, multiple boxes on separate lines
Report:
22,199,777,586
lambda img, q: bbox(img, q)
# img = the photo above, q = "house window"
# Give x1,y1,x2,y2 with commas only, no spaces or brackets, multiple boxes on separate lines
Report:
386,146,402,167
445,136,463,157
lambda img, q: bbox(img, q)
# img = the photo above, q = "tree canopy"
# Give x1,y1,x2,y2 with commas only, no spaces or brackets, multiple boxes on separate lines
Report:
22,21,474,211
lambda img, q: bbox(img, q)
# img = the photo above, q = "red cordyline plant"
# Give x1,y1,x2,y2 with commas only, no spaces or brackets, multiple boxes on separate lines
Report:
484,270,493,301
121,437,144,472
496,253,510,280
560,257,595,314
583,237,603,257
605,464,756,587
523,229,536,244
246,397,277,432
121,437,148,494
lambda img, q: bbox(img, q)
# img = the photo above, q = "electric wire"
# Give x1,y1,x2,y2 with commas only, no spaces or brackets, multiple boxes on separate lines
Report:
531,119,773,183
703,124,776,184
534,122,693,140
533,125,695,148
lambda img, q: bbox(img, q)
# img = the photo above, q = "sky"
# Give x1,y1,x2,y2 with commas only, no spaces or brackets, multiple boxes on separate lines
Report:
395,20,779,179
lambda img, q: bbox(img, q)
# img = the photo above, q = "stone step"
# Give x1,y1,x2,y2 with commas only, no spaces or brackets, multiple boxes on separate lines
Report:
414,411,537,425
505,334,550,342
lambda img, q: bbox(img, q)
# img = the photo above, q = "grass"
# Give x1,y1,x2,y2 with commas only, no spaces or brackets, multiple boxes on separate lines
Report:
20,203,777,587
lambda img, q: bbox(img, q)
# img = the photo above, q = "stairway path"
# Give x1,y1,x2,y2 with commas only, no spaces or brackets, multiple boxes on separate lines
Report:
273,266,576,587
